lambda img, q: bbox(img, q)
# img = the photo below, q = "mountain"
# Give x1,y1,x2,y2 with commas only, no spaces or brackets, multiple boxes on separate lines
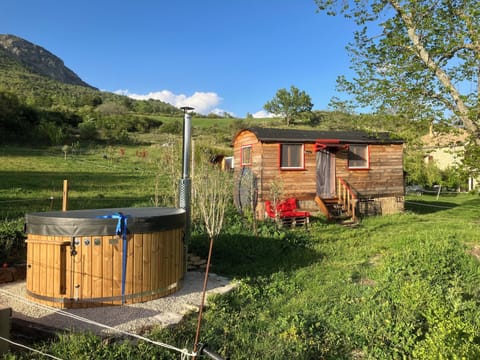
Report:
0,34,94,89
0,34,179,116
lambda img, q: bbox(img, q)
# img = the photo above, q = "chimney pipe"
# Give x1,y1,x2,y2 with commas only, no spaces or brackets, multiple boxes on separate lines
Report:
179,106,194,249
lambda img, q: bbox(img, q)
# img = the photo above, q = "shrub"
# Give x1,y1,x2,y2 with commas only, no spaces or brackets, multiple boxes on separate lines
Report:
79,119,98,141
0,218,26,264
159,120,182,135
353,236,480,358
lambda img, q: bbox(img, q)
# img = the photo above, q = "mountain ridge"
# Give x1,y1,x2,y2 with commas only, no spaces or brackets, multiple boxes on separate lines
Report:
0,34,95,89
0,34,179,116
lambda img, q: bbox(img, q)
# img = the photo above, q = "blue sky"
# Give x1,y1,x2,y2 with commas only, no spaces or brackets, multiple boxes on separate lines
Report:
1,0,357,117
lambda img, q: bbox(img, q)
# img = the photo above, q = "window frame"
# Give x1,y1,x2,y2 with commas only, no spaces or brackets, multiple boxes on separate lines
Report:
241,145,252,166
348,144,370,169
279,143,305,170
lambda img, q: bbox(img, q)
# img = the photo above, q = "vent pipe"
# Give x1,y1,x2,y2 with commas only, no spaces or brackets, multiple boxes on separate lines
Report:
179,106,194,248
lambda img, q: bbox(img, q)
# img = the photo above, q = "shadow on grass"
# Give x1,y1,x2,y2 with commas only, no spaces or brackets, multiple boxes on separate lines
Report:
463,197,480,207
190,233,322,278
404,199,459,214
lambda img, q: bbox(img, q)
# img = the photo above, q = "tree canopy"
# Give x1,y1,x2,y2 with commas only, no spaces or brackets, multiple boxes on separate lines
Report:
316,0,480,137
264,85,313,126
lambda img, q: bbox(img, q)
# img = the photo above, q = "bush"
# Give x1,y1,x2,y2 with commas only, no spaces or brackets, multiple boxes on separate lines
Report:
0,218,26,264
37,120,65,145
353,236,480,358
79,119,98,141
159,120,182,135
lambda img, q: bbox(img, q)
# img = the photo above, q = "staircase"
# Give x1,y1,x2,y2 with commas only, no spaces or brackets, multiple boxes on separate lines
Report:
315,177,358,225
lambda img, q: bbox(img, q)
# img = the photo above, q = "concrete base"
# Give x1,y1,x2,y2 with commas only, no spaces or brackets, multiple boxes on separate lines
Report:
358,196,404,216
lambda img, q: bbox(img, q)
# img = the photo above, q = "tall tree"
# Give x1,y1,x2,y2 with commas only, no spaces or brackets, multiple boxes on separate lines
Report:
315,0,480,136
264,85,313,126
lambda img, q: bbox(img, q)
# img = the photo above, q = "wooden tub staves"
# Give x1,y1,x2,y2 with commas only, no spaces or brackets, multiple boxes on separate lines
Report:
25,208,186,308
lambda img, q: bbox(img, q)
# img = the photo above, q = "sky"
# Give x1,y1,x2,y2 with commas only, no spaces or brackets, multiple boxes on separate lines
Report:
1,0,358,117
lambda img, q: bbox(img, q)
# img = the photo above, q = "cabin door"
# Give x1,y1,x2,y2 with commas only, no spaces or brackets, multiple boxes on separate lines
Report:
316,149,336,198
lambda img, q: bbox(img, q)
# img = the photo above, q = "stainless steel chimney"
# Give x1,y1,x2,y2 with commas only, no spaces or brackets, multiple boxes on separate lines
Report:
179,106,194,247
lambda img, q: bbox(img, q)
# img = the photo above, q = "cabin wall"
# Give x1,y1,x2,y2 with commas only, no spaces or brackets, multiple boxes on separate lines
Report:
233,132,318,219
259,142,317,201
233,131,263,218
336,143,404,215
233,131,261,170
336,144,404,196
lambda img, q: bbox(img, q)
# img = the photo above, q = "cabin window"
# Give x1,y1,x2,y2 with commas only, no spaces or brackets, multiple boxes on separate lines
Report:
280,143,304,169
348,145,369,169
241,145,252,166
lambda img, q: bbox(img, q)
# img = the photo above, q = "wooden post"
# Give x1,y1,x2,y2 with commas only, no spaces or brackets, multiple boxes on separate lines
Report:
436,185,442,200
352,199,357,222
62,180,68,211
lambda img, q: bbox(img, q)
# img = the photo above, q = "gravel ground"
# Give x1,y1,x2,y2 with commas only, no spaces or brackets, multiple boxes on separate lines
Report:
0,271,235,336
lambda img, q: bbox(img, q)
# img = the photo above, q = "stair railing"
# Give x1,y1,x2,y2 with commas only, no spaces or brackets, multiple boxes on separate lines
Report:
336,177,358,222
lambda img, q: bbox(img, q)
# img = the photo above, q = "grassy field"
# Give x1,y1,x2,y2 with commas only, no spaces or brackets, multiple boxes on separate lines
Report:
2,148,480,359
31,193,480,359
179,194,480,359
0,145,181,219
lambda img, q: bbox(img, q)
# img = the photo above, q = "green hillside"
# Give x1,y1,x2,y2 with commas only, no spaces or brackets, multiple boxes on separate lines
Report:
0,36,178,112
0,35,183,145
0,34,454,193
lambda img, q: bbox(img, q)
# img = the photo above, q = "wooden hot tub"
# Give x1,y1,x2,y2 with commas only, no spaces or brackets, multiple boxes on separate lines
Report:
25,207,185,308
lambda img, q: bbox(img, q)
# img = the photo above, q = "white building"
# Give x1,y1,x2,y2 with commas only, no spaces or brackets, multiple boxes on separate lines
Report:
422,129,477,191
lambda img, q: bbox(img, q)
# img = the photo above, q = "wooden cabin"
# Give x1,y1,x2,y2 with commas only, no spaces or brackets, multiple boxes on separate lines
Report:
233,127,405,221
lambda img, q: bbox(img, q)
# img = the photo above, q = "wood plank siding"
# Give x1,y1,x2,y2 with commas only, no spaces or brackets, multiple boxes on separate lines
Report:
258,142,317,201
336,144,404,197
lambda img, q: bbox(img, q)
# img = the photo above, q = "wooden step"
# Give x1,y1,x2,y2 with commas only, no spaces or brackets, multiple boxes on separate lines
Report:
314,196,332,219
339,219,360,228
331,213,352,221
326,204,345,217
322,198,340,205
315,196,358,226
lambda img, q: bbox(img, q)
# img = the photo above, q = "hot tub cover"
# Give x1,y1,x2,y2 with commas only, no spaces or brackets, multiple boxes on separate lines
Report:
25,207,186,236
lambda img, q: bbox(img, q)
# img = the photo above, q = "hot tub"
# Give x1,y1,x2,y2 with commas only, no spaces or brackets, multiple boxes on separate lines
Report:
25,207,186,308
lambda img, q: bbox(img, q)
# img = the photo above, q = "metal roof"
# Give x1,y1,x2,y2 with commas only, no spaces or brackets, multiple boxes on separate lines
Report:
243,127,404,144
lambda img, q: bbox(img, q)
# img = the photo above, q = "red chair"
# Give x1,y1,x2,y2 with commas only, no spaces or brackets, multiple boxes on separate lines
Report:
266,198,310,227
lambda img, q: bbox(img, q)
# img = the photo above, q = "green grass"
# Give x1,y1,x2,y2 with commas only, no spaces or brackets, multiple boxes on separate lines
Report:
39,194,480,360
2,148,480,359
163,194,480,359
0,145,175,218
